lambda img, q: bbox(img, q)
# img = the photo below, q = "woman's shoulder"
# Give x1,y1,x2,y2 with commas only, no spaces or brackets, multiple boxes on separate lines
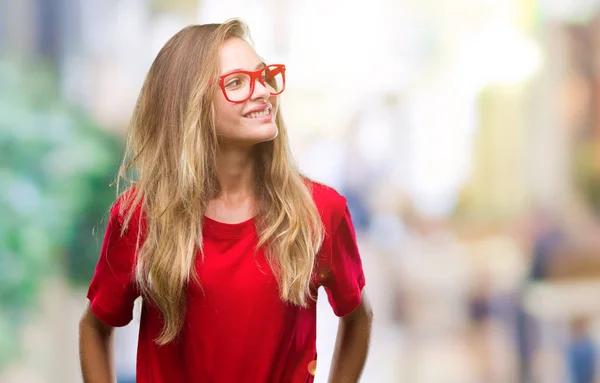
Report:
304,178,348,226
109,187,144,228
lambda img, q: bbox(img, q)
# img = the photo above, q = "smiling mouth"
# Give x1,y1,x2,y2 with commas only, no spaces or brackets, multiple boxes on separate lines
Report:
244,106,272,119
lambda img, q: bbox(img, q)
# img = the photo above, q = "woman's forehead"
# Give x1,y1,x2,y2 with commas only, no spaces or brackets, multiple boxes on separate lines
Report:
219,38,262,73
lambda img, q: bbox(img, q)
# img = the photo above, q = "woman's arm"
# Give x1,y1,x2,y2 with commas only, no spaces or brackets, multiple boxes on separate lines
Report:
328,291,373,383
79,304,116,383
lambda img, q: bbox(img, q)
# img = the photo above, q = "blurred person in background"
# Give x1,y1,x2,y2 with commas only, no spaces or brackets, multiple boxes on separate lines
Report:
77,19,372,383
567,317,597,383
517,209,565,382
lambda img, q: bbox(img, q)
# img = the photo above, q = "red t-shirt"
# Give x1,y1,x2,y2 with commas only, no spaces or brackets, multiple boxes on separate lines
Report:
87,182,366,383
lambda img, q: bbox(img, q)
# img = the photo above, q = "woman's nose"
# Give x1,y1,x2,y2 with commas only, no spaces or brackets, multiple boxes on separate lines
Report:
251,78,270,100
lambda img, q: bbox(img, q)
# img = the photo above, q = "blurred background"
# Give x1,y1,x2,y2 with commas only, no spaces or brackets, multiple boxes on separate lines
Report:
3,0,600,382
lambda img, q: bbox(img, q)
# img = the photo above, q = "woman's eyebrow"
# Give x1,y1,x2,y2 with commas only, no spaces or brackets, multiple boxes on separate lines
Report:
223,62,265,74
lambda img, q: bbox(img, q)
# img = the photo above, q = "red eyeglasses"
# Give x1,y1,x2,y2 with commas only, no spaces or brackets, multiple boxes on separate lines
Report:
219,64,286,103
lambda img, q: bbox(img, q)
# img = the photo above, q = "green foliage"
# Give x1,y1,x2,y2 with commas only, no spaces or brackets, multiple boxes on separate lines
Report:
0,58,124,367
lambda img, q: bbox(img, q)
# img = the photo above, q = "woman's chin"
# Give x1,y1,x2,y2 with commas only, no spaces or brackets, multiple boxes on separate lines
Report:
246,123,278,143
219,127,278,149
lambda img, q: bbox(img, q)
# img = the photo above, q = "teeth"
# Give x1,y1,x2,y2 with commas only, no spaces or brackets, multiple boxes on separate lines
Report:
247,107,271,118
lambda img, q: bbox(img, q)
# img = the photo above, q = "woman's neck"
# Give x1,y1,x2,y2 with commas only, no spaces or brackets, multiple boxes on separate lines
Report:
206,146,257,223
215,145,256,197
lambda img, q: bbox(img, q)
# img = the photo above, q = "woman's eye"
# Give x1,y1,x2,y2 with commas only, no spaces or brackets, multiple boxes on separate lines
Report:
225,79,242,89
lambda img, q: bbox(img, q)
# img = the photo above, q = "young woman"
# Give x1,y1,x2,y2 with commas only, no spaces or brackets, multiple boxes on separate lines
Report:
78,19,372,383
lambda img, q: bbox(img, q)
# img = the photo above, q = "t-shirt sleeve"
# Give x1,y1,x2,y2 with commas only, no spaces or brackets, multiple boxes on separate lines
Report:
321,204,366,317
86,206,140,327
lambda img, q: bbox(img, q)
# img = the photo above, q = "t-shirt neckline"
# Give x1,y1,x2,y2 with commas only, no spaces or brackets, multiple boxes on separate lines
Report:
202,215,257,238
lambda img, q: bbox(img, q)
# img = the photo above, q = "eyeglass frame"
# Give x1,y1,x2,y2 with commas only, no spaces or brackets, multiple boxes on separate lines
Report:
218,64,286,104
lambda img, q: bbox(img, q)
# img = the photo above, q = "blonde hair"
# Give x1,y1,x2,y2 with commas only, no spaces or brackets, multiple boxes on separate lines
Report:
116,19,324,345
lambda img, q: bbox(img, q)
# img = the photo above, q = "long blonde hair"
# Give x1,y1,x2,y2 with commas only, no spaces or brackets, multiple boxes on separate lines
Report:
116,19,324,344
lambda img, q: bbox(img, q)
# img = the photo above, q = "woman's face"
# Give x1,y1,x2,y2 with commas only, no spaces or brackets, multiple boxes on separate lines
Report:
213,37,280,148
